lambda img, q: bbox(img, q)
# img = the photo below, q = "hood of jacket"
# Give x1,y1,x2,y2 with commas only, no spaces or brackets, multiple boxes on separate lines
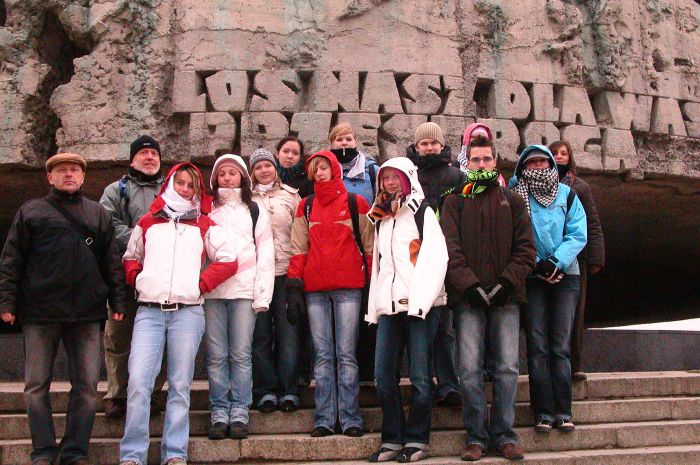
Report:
305,150,347,204
462,123,493,145
150,162,212,215
373,157,425,209
405,143,453,167
513,145,556,179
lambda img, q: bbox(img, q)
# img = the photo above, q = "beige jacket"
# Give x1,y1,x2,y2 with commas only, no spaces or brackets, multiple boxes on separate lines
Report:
253,182,301,277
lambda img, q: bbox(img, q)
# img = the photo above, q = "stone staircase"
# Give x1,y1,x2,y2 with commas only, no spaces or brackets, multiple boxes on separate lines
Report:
0,371,698,464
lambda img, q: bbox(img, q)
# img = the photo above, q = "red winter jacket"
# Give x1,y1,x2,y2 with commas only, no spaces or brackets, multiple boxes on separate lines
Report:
287,151,374,292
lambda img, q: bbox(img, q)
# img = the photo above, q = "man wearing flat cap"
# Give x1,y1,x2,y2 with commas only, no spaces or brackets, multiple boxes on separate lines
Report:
0,153,128,465
99,135,166,419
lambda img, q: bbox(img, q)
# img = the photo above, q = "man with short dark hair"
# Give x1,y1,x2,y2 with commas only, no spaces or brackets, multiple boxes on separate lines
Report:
0,153,128,465
441,136,535,461
100,135,166,418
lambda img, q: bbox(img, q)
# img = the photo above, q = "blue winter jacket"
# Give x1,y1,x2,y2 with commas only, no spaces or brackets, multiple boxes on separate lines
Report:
342,155,379,206
509,145,587,275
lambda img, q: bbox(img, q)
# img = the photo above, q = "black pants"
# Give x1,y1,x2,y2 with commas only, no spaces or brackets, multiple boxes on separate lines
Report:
24,321,101,464
571,263,589,373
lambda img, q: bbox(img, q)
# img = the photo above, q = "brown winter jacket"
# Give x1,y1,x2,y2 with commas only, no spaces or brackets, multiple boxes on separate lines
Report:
561,173,605,268
440,184,536,303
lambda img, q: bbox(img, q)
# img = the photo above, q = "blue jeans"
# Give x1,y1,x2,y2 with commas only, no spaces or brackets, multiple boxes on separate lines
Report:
375,310,439,449
205,298,256,425
454,302,520,449
120,305,205,465
306,288,363,431
525,275,580,422
252,276,300,406
433,305,460,400
24,322,101,464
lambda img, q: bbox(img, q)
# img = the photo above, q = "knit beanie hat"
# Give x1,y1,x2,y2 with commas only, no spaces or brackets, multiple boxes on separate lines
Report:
210,154,250,189
249,148,277,169
130,135,161,161
414,122,445,146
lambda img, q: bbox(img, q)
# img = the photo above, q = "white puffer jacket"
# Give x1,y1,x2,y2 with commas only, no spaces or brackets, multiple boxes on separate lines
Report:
366,157,448,324
252,182,301,277
204,188,275,309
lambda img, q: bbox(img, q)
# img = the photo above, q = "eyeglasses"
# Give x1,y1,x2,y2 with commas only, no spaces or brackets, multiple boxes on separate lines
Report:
468,156,494,164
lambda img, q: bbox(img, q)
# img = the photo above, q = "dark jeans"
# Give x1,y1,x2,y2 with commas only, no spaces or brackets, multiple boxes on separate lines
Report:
252,276,300,406
375,310,439,448
454,302,520,448
571,262,589,373
433,305,460,399
24,322,101,464
525,275,579,422
357,317,377,382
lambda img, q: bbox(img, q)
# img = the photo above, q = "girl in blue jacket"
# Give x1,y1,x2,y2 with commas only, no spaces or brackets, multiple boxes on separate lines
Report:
510,145,587,434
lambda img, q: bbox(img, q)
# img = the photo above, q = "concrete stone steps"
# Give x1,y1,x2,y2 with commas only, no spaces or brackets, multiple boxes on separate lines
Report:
1,396,698,440
1,420,699,464
1,371,698,413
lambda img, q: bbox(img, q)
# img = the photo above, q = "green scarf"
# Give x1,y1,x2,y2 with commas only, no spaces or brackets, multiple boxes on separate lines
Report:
460,169,500,198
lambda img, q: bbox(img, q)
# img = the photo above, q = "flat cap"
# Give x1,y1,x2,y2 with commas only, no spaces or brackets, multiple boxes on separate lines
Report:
45,153,87,172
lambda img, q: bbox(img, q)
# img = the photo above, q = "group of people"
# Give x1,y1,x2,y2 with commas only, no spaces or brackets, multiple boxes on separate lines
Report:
0,119,604,465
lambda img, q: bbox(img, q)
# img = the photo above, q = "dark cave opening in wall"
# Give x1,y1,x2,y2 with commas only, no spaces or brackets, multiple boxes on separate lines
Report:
0,2,6,27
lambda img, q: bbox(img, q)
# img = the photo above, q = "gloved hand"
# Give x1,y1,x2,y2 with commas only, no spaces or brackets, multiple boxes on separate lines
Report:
533,258,560,281
488,279,513,307
285,279,306,325
465,286,490,309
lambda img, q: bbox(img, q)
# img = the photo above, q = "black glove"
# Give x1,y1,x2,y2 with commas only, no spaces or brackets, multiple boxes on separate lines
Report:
465,286,490,309
533,258,560,281
285,279,306,326
488,279,513,307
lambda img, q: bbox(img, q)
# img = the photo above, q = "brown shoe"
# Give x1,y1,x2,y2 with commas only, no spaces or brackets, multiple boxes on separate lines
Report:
460,444,485,461
104,398,126,419
496,442,524,461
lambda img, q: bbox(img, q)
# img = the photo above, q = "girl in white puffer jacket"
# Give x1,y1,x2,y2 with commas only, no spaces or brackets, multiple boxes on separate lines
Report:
204,154,275,441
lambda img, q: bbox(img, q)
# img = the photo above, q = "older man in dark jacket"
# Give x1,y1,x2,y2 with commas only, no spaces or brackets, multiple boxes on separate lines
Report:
0,153,128,465
440,136,535,461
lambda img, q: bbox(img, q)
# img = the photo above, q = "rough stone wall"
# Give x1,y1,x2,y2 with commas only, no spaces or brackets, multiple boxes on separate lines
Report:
0,0,697,180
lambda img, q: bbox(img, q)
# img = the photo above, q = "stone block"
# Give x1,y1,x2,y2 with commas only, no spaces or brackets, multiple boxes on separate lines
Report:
615,420,700,448
522,122,560,147
360,72,403,114
477,118,520,162
487,80,531,121
172,70,206,113
307,70,360,112
560,125,602,170
205,70,247,112
556,86,597,126
290,112,332,155
431,115,474,159
401,74,442,115
602,128,638,171
240,111,289,155
442,75,476,116
650,97,688,137
250,70,301,112
380,114,428,159
188,112,236,157
670,397,700,419
338,113,381,158
530,83,560,122
241,434,379,461
681,101,700,138
593,91,652,132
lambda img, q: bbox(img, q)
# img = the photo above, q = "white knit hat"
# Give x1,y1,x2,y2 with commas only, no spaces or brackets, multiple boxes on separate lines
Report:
210,154,250,189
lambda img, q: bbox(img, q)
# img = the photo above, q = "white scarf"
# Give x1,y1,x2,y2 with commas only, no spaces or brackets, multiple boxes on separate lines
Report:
257,181,276,193
161,175,199,218
343,150,367,180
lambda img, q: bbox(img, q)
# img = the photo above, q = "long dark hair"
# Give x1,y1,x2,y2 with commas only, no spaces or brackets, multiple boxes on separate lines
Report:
276,136,305,159
211,166,254,210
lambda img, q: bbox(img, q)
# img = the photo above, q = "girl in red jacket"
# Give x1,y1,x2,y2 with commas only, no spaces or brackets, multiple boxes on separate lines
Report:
286,151,374,438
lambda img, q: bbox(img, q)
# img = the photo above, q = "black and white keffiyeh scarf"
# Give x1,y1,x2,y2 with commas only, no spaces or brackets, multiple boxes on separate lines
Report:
514,168,559,217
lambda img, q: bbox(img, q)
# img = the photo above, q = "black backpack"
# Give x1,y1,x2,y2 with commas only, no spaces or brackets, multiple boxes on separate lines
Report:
374,201,430,243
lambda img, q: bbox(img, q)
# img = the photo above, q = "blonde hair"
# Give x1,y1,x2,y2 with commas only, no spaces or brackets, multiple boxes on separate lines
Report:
328,122,355,144
306,156,331,181
175,165,202,199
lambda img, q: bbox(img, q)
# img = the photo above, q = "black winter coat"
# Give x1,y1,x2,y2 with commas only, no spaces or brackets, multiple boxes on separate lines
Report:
561,174,605,267
405,144,465,212
0,188,128,324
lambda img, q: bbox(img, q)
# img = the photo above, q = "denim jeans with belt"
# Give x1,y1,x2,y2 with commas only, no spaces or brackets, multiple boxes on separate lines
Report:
375,310,439,450
454,302,520,449
306,288,363,431
252,276,300,407
24,322,101,464
205,298,257,425
525,275,580,422
119,305,205,465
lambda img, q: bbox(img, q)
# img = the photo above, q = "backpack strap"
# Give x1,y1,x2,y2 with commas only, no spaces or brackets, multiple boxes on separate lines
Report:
250,202,259,237
118,175,133,228
367,161,377,199
413,202,429,243
566,188,576,214
348,193,369,280
304,194,315,223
